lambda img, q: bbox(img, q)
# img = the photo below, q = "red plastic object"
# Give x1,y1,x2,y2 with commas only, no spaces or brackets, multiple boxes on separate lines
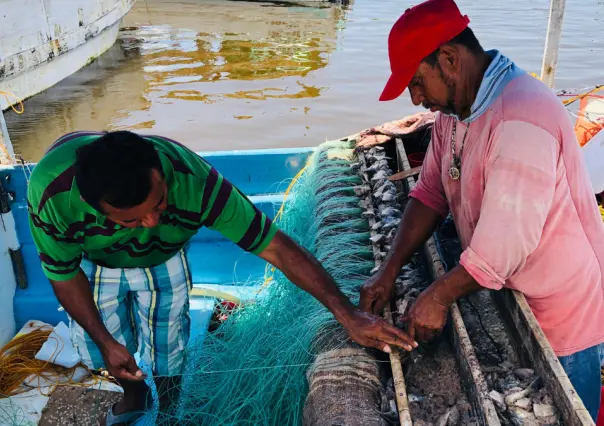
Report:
408,152,426,168
598,386,604,426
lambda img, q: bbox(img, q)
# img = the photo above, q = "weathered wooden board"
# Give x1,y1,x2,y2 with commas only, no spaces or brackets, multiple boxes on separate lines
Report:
492,289,595,426
423,237,501,426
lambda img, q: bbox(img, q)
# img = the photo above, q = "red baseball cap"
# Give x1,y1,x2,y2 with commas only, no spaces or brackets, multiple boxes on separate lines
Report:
379,0,470,102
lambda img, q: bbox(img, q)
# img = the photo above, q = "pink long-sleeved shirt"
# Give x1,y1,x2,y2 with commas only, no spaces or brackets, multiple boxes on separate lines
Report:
409,74,604,356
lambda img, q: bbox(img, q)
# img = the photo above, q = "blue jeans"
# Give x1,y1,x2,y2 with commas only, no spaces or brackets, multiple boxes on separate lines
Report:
558,343,602,421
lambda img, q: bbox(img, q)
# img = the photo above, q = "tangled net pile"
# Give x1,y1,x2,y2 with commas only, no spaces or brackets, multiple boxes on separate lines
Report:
167,139,374,425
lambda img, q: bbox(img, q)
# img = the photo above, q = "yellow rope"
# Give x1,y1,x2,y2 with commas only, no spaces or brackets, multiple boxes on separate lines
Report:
191,287,241,303
273,164,309,222
561,85,604,106
256,163,310,294
0,326,103,397
0,143,13,165
0,90,24,114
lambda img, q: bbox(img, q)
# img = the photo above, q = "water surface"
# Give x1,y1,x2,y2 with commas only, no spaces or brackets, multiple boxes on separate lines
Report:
5,0,604,161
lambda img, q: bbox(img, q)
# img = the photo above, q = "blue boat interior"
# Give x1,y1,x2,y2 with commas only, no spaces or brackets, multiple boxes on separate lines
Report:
1,146,314,347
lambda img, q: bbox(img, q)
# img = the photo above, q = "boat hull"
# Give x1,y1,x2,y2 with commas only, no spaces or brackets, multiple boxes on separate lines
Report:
0,0,135,111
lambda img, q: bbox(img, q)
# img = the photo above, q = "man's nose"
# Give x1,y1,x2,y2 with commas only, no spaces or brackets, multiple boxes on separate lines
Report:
409,87,424,106
142,212,160,228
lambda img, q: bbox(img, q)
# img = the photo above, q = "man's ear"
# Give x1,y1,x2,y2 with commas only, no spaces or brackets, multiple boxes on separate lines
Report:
437,44,461,74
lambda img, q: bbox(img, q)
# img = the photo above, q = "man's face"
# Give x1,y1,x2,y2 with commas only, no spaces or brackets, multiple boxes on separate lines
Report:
408,60,457,115
101,169,168,228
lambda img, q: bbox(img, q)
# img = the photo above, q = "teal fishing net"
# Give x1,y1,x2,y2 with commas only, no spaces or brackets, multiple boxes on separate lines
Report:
164,139,375,425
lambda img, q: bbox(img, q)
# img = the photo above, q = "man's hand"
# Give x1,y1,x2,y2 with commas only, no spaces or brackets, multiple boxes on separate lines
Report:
359,273,395,315
342,309,418,353
100,340,145,382
404,265,482,342
258,231,417,354
405,286,450,342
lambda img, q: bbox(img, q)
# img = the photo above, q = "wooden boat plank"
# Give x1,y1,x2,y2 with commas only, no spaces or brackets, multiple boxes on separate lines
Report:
492,289,595,426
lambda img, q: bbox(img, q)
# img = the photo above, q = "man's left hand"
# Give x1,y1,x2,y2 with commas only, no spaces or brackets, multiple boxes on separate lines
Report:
341,309,418,353
405,286,451,342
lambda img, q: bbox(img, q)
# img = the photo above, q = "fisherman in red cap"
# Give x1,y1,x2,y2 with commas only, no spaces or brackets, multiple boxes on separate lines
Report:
358,0,604,419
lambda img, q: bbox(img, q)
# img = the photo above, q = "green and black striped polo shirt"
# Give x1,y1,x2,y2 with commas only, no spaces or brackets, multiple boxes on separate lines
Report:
27,131,277,281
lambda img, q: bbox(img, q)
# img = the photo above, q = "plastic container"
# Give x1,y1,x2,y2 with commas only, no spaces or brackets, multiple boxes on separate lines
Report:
408,152,426,168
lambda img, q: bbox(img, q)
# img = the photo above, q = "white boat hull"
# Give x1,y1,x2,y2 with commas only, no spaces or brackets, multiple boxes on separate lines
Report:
0,0,135,111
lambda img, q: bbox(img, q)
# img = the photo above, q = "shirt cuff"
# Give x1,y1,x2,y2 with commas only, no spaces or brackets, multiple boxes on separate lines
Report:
250,220,279,255
409,188,449,218
459,247,505,290
42,265,80,282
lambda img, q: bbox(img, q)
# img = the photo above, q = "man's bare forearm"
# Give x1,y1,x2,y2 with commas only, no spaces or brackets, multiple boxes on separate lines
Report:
51,270,116,351
258,231,356,323
379,198,443,281
430,264,483,307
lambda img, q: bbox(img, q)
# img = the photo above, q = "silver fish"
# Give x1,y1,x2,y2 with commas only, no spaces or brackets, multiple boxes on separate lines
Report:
381,191,397,202
371,170,389,181
367,160,389,172
353,185,371,196
379,207,402,218
382,217,401,230
407,394,424,403
358,199,371,209
370,234,384,244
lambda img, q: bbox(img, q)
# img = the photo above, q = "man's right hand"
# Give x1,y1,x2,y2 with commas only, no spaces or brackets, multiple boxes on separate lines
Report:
100,340,145,382
359,273,395,315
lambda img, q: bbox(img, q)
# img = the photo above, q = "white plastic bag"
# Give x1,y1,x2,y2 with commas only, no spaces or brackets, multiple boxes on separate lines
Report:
35,321,81,368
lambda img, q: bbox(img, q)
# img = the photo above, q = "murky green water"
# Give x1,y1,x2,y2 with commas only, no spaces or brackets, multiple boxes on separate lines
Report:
5,0,604,161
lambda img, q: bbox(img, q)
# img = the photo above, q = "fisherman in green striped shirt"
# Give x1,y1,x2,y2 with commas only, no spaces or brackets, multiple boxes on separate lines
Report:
27,130,416,425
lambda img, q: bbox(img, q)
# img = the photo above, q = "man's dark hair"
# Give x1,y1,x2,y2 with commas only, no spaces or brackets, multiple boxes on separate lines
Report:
423,27,484,66
75,131,163,212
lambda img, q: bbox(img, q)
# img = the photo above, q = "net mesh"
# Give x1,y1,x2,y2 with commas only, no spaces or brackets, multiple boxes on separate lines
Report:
162,139,375,425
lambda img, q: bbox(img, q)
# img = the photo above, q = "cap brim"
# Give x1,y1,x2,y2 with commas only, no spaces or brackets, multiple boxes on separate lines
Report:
379,66,416,102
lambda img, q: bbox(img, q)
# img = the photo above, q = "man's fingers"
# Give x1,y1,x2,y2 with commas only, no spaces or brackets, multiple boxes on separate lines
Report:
359,337,392,354
416,325,437,343
407,318,416,343
123,357,145,380
372,297,387,315
384,323,418,349
358,292,373,313
114,368,144,381
416,327,429,343
377,329,416,351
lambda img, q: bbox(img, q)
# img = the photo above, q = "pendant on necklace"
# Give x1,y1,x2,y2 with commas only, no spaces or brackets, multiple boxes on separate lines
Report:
449,157,461,180
449,166,461,180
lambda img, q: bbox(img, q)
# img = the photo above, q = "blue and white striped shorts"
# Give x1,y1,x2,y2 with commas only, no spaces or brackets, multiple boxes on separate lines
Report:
69,250,192,376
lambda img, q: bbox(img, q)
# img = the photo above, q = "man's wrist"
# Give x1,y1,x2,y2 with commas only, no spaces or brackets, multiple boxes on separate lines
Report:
431,280,456,308
94,333,119,354
380,262,400,284
328,296,358,326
